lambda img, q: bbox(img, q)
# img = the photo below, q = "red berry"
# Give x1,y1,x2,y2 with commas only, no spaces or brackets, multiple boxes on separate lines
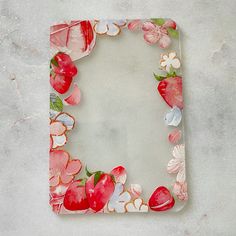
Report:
157,76,183,109
85,173,115,212
52,52,77,77
63,180,89,211
148,186,175,211
50,73,73,94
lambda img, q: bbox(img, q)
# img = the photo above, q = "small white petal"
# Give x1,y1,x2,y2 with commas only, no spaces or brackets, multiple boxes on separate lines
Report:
94,21,108,34
169,52,177,59
165,106,182,127
107,23,120,36
172,58,181,69
52,134,67,148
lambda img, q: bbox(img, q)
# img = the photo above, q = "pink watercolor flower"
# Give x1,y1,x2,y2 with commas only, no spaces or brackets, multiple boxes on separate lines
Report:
142,22,171,48
128,19,177,49
173,181,188,201
49,150,82,187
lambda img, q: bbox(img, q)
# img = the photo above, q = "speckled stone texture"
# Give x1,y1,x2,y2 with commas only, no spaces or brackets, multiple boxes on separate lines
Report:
0,0,236,235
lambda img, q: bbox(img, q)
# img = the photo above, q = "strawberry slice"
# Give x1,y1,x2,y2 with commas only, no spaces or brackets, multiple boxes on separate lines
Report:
85,172,115,212
50,73,73,94
148,186,175,211
157,76,183,109
63,179,89,211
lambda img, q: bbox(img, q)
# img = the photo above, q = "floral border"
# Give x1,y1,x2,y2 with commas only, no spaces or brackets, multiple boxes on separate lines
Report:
49,19,187,214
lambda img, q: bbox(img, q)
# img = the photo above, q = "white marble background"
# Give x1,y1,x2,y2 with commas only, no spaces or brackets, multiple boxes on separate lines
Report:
0,0,236,235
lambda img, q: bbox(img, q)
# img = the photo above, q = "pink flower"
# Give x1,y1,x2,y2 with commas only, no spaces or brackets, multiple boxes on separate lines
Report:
50,112,75,149
128,19,177,49
173,181,188,201
142,22,171,48
49,150,82,187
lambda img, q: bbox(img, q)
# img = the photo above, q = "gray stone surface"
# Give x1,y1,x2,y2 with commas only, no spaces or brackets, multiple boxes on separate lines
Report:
0,0,236,235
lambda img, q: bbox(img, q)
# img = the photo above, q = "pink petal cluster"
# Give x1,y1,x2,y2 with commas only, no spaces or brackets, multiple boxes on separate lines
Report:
173,181,188,201
49,150,82,187
128,19,176,49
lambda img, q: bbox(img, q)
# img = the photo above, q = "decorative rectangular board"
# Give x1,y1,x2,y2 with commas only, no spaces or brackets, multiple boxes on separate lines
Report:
49,19,188,214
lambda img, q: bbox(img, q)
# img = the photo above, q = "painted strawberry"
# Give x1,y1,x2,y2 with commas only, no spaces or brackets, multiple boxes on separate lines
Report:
148,186,175,211
50,52,77,94
85,168,115,212
52,52,77,77
50,73,73,94
157,76,183,109
63,179,89,211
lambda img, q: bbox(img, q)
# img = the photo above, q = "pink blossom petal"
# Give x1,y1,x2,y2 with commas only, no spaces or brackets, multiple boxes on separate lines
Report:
65,159,82,175
50,121,66,136
64,84,81,106
143,31,159,44
158,34,171,48
110,166,127,184
142,22,156,31
50,176,60,187
128,20,142,31
60,174,74,184
168,129,182,144
50,150,70,175
163,20,177,29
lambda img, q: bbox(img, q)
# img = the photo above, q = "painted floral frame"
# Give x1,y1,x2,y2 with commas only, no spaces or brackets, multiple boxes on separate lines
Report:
49,19,188,214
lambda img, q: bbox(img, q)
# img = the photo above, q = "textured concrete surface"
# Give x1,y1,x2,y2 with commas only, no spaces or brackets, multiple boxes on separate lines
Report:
0,0,236,235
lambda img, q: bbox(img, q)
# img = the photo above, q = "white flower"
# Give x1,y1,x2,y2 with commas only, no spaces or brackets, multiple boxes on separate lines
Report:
160,51,181,72
125,198,148,213
107,183,131,213
94,20,126,36
167,144,186,183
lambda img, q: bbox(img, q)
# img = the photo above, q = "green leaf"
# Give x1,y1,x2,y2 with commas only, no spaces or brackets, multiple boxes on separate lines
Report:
153,73,166,81
85,166,93,177
166,66,177,77
50,93,63,112
167,28,179,39
94,171,103,186
151,18,165,26
50,57,58,67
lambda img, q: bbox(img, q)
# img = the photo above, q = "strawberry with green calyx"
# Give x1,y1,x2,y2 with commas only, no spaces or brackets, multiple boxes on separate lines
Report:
153,70,183,109
85,166,115,212
63,178,89,211
50,52,78,94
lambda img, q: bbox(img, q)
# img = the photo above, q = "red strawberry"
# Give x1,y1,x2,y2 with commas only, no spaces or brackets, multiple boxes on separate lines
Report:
157,76,183,109
85,172,115,212
52,52,77,77
63,179,89,211
50,73,73,94
148,186,175,211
